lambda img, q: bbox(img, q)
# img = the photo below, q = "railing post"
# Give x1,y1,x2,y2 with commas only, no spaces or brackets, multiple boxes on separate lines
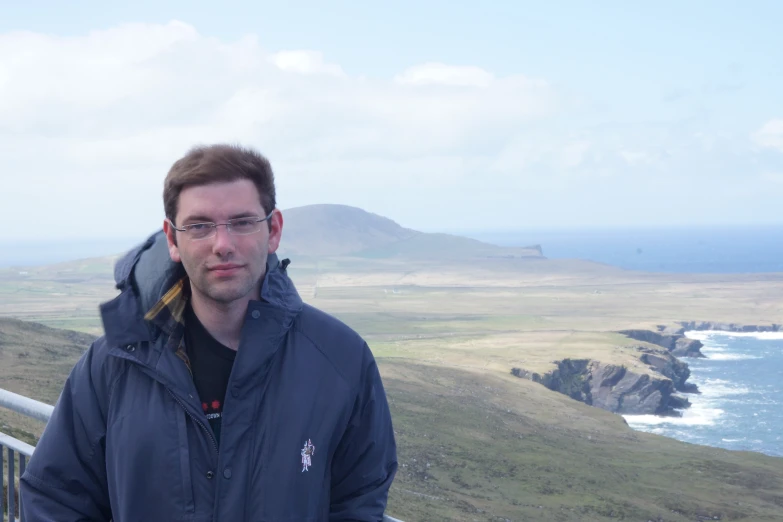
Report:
1,444,4,522
7,447,15,522
19,454,25,522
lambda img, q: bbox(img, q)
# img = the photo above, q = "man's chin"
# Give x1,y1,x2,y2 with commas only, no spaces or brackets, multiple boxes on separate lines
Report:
207,285,252,304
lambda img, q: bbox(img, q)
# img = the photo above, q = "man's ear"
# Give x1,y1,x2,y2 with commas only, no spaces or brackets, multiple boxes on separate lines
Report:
162,219,182,263
267,209,284,254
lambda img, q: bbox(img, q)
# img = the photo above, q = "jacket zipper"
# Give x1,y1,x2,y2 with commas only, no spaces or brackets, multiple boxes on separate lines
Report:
167,387,219,455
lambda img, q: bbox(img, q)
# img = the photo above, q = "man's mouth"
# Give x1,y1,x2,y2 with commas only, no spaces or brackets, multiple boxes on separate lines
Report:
208,264,244,276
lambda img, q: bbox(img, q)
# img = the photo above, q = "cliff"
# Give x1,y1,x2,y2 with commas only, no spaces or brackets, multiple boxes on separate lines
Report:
637,347,699,394
618,329,705,358
531,318,781,416
511,349,693,416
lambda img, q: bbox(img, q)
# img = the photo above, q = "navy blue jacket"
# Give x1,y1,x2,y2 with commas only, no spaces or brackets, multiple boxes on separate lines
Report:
20,231,397,521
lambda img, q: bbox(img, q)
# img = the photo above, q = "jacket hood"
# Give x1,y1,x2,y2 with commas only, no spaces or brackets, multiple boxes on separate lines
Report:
99,229,302,347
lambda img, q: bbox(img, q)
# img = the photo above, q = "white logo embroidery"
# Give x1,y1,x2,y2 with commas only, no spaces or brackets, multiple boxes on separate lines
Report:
301,439,316,472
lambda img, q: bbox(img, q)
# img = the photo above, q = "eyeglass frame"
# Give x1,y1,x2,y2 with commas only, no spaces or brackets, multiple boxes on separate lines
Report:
168,211,275,241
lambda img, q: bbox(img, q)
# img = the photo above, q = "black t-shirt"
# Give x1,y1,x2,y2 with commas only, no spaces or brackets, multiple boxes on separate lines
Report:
184,303,236,446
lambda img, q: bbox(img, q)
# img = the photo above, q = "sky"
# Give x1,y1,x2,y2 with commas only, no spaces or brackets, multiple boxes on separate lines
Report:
1,0,782,240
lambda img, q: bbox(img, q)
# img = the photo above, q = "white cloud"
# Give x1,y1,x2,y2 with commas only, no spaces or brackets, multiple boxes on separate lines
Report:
0,21,778,239
490,135,591,174
0,21,562,239
760,171,783,184
394,62,496,87
268,50,345,76
619,150,651,165
753,119,783,151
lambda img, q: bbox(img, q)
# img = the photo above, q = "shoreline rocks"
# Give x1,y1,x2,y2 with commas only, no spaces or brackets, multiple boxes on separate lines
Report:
618,329,705,358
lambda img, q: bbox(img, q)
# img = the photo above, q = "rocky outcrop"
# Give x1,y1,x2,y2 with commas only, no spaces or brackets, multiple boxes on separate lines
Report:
590,363,671,414
637,347,699,393
618,329,704,358
512,357,691,416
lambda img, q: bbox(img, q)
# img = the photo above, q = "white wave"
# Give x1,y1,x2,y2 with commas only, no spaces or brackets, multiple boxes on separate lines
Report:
706,353,762,361
696,378,751,397
624,403,724,427
685,330,783,341
702,346,728,352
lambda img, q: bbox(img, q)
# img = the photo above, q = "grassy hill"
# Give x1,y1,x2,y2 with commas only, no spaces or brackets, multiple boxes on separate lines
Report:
0,318,96,444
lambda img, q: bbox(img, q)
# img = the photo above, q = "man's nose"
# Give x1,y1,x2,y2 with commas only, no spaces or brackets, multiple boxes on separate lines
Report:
211,225,235,255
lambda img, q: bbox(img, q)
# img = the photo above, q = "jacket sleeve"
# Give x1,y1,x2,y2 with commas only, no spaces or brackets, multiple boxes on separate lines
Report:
20,341,113,522
330,345,398,522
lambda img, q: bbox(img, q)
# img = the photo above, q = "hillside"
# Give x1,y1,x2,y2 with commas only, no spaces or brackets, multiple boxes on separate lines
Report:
0,318,93,402
0,318,95,444
277,204,543,259
4,318,783,521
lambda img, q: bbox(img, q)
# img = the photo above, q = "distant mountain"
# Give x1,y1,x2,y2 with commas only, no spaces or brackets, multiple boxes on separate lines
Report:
278,204,418,256
277,204,543,259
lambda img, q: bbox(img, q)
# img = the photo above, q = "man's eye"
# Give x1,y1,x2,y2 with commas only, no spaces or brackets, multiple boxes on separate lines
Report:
188,223,210,230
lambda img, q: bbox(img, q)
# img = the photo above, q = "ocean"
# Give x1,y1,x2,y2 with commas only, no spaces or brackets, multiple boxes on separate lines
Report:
625,332,783,458
462,225,783,274
0,238,145,268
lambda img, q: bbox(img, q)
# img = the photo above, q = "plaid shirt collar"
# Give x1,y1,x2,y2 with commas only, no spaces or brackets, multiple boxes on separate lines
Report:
144,276,190,334
143,276,191,368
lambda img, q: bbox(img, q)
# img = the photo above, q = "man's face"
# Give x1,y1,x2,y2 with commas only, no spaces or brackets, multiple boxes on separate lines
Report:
163,179,283,307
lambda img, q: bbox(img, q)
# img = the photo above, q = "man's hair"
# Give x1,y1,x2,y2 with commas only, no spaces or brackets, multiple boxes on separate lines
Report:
163,144,276,224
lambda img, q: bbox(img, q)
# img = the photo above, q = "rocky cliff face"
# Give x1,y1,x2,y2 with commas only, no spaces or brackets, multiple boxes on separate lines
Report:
519,319,774,417
637,348,699,394
618,329,705,358
512,353,693,416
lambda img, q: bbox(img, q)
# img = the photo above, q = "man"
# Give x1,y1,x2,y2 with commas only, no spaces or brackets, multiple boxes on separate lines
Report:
20,144,398,521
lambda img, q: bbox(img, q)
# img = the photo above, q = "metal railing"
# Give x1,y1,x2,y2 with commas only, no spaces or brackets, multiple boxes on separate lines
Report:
0,388,402,522
1,389,49,522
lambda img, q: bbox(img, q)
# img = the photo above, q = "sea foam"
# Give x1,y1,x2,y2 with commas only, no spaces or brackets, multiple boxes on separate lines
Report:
685,330,783,341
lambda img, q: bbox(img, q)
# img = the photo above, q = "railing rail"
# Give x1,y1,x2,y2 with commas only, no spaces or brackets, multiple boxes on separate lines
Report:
0,390,54,425
0,388,402,522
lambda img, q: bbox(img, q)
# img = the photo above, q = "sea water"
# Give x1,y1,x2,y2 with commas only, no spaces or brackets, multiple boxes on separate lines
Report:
461,225,783,274
624,332,783,457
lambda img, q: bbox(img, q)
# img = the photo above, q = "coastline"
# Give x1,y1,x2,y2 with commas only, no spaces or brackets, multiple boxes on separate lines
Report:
623,327,783,457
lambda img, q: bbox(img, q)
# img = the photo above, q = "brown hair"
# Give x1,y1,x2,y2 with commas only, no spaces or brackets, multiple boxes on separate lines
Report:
163,144,276,224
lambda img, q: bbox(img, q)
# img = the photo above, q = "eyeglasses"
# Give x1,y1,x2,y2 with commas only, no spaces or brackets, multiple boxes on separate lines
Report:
169,212,273,241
